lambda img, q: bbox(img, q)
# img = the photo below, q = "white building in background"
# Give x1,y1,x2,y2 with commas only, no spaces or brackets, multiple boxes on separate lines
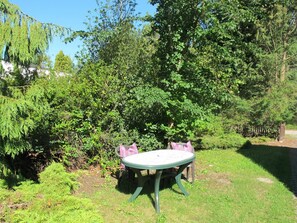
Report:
1,60,51,76
1,60,13,74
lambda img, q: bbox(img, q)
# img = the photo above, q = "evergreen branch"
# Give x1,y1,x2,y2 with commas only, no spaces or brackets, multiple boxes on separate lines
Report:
1,0,74,36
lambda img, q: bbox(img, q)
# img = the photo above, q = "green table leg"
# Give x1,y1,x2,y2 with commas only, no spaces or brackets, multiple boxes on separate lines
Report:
175,163,191,196
128,169,145,202
154,170,163,213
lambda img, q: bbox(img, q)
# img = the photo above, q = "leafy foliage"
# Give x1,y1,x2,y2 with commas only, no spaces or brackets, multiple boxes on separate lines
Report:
251,81,297,125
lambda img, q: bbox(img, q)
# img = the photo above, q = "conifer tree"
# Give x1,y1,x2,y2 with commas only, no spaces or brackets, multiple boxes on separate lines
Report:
0,0,71,180
0,0,70,65
54,50,73,74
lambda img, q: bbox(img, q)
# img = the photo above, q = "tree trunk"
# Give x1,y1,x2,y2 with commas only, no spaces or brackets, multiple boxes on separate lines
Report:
275,53,279,82
280,50,287,82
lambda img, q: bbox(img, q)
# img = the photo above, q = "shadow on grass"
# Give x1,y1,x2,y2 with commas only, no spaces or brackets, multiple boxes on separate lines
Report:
237,143,296,195
114,171,183,208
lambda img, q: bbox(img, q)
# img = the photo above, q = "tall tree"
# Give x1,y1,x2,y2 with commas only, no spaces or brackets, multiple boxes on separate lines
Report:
150,0,230,139
67,0,165,149
150,0,283,139
194,0,263,100
256,1,297,83
73,0,154,105
151,0,199,84
73,0,138,63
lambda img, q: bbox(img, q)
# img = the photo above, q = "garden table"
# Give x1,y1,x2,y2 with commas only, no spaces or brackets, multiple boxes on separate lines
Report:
122,149,195,213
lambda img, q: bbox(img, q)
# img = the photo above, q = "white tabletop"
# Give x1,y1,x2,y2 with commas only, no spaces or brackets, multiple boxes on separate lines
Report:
122,149,195,170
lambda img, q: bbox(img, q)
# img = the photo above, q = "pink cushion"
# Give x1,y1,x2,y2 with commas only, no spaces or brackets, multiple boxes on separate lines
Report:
119,143,138,169
120,143,138,158
171,141,193,153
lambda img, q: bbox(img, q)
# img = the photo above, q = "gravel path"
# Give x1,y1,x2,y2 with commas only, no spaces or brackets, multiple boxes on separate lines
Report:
286,130,297,139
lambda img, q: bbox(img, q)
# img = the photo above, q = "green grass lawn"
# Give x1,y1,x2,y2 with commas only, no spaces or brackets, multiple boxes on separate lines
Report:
1,145,296,222
77,146,296,223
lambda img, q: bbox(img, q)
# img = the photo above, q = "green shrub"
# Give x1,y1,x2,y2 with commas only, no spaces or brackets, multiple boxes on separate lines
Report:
199,133,248,150
11,196,103,223
247,136,272,144
1,162,103,223
39,162,78,196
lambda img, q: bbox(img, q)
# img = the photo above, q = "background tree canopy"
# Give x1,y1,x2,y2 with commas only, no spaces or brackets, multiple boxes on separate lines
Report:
0,0,297,182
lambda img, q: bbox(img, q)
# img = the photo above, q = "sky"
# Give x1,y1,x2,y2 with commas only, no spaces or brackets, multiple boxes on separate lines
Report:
9,0,156,64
